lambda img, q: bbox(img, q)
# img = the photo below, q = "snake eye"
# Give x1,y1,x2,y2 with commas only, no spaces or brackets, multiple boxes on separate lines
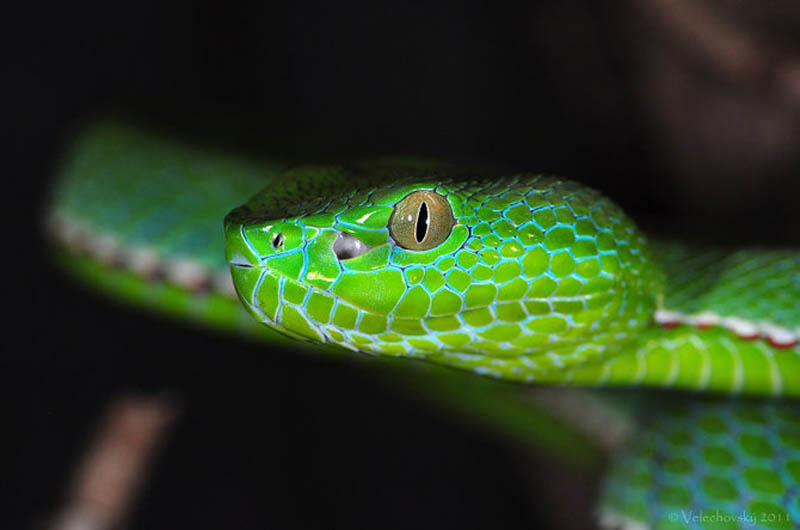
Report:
389,190,455,250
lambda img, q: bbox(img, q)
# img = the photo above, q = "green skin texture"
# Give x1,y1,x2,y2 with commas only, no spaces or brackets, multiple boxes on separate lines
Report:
52,122,800,529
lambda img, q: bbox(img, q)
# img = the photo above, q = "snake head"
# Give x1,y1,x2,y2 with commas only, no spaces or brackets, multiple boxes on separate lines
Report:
225,163,663,380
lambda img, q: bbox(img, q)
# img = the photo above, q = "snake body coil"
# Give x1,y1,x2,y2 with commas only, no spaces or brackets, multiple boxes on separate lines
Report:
51,123,800,529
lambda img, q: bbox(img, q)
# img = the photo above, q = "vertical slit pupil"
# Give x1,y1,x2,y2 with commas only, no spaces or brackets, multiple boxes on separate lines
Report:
416,201,429,243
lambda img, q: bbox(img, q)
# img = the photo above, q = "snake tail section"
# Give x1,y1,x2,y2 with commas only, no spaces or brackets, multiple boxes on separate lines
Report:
601,398,800,530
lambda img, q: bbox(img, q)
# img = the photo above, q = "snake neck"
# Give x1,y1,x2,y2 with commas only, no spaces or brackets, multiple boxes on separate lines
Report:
548,242,800,398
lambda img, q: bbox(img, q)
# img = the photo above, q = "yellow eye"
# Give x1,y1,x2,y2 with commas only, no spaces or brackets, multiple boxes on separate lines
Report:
389,190,455,250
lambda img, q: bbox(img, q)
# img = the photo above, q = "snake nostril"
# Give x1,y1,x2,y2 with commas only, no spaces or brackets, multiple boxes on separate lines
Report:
272,233,284,249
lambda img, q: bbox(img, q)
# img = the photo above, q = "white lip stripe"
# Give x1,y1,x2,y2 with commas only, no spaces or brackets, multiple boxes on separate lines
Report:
761,322,797,347
127,247,161,277
655,309,798,347
50,212,237,297
686,311,720,327
723,317,759,338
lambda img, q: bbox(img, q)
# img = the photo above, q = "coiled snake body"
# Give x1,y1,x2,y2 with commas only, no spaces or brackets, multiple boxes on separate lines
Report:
50,122,800,529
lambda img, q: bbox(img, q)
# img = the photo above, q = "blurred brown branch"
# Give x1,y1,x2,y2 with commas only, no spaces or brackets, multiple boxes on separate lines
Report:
644,0,800,109
47,395,178,530
618,0,800,220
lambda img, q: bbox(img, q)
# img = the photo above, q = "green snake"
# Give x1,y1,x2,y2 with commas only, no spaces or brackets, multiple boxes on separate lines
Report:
49,121,800,529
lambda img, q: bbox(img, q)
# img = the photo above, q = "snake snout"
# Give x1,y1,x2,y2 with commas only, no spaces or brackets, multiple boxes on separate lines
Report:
333,231,368,260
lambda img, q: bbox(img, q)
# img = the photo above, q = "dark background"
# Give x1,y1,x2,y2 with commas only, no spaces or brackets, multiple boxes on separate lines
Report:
7,1,800,529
